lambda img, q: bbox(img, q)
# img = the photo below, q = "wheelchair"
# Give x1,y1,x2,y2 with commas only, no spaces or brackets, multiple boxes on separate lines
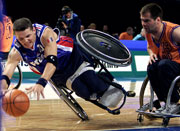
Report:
137,75,180,127
47,29,135,121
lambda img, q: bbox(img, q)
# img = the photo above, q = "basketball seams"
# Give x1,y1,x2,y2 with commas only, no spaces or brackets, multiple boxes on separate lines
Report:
13,91,30,115
10,90,16,116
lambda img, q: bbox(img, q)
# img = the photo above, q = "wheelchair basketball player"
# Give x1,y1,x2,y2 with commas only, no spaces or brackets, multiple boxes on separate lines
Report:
140,3,180,114
1,17,123,108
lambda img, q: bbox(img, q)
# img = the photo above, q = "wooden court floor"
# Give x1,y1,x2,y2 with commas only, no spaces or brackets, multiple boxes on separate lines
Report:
2,81,180,131
2,96,180,131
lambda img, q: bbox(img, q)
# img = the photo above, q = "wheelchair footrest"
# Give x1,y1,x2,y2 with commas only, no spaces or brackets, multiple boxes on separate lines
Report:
107,109,120,115
127,91,136,97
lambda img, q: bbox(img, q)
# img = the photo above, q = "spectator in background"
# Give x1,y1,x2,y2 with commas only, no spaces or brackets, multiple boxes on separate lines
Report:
102,24,109,34
80,25,85,31
133,28,146,40
56,5,81,41
88,23,96,30
0,0,13,60
119,27,134,40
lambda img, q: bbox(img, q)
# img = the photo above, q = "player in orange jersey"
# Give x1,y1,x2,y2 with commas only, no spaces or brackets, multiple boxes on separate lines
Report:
0,0,13,60
140,3,180,114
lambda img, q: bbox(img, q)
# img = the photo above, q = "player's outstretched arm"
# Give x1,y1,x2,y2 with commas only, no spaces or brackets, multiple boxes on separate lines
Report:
1,47,22,91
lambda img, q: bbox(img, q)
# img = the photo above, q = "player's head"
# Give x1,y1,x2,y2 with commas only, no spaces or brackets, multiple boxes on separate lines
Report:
140,3,163,20
13,17,33,31
13,18,36,49
140,3,163,33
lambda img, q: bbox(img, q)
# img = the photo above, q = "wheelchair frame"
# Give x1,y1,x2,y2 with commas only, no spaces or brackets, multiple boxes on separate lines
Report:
48,58,129,120
137,75,180,127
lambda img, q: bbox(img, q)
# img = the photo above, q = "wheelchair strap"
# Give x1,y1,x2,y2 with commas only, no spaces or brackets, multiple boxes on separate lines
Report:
66,61,94,90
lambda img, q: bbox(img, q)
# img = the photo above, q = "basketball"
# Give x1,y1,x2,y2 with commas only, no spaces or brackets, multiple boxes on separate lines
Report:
2,89,30,117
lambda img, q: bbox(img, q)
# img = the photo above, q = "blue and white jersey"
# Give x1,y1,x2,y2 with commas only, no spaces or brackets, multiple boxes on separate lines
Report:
15,24,48,74
14,23,74,75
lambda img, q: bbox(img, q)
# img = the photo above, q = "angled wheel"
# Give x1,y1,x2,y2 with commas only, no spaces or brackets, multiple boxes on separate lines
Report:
139,76,156,120
58,87,89,121
12,65,23,89
49,80,89,121
76,29,132,66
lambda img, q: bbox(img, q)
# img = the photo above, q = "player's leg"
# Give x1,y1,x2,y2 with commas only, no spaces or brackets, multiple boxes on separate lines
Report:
147,60,165,102
157,59,180,114
158,59,180,103
72,70,124,107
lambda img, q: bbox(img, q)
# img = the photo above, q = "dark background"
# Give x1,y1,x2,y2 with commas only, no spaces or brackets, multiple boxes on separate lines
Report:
3,0,180,35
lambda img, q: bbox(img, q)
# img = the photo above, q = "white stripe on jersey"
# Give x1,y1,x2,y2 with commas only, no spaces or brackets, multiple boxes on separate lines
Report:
57,44,73,52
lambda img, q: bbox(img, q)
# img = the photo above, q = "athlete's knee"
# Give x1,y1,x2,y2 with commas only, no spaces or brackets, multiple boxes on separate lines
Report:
147,61,158,75
158,59,171,69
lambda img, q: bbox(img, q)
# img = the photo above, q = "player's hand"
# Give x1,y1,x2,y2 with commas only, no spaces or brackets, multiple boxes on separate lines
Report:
26,84,45,100
149,53,158,64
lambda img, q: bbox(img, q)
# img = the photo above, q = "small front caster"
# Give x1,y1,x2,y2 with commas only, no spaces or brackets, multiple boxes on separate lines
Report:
162,117,170,127
137,114,144,123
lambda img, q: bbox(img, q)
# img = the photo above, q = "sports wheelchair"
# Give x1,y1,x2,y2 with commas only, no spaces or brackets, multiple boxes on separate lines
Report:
137,75,180,127
48,29,135,120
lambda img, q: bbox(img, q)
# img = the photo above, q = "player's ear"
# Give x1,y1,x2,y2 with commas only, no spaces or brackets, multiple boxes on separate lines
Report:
156,16,161,22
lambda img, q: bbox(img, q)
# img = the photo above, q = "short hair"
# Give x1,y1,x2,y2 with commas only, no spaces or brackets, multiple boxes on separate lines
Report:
13,17,33,31
140,3,163,20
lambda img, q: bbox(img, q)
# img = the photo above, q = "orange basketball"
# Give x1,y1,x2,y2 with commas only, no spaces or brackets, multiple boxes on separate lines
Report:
2,89,30,117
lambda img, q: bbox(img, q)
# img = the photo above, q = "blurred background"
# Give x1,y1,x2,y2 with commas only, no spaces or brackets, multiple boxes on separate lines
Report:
3,0,180,35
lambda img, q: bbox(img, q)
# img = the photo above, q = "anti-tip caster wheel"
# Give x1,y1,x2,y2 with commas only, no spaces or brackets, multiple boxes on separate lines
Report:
137,114,144,123
162,117,170,127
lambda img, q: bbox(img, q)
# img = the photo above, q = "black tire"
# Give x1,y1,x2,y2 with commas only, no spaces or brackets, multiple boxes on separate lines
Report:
76,29,132,66
139,76,156,120
55,86,89,121
13,65,23,89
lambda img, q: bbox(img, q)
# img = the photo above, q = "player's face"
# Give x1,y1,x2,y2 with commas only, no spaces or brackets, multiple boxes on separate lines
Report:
140,12,158,34
15,27,36,49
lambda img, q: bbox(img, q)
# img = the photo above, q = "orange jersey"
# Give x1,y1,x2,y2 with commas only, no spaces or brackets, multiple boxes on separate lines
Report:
0,15,13,52
119,32,133,40
146,21,180,64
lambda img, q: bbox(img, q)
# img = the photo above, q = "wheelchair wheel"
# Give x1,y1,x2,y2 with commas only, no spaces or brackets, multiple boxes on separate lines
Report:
1,61,22,89
76,29,132,66
139,76,156,120
12,65,23,89
49,80,89,121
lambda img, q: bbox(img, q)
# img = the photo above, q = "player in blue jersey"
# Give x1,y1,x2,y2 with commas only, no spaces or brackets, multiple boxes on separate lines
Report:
0,17,123,108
